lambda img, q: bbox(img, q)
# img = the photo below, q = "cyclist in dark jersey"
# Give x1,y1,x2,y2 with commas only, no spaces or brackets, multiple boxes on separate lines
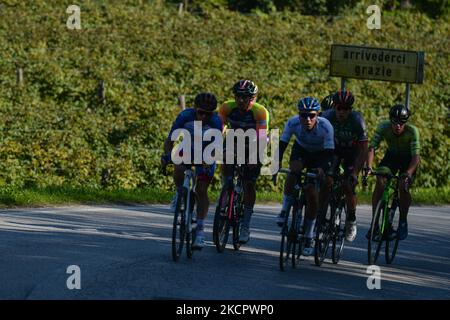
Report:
322,91,368,242
218,80,270,244
161,93,223,249
366,104,420,240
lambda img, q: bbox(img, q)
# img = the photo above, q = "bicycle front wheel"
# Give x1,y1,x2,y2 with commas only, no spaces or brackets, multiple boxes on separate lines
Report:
172,188,187,262
368,199,385,265
315,203,333,266
213,188,231,253
332,203,345,264
385,207,400,264
279,211,293,272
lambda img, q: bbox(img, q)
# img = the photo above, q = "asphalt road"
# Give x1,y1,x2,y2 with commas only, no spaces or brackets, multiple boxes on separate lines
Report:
0,204,449,300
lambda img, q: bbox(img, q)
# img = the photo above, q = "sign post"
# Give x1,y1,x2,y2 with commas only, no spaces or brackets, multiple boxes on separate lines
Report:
330,44,424,111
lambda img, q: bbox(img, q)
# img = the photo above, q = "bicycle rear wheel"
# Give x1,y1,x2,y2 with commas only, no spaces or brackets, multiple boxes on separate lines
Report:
213,188,231,253
368,199,385,265
385,206,400,264
172,188,187,262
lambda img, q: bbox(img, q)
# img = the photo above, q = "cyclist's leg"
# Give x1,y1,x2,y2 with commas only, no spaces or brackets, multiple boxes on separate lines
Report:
341,151,358,240
171,164,185,210
239,164,262,243
192,164,215,248
319,155,338,221
398,155,415,240
276,143,304,226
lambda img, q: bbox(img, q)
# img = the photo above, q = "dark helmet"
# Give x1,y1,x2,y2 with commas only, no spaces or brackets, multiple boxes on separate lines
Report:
389,104,410,124
297,96,320,112
194,92,217,111
232,80,258,97
332,90,355,108
321,94,334,112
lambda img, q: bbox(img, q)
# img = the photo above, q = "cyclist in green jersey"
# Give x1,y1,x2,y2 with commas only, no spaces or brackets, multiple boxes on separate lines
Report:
366,104,421,240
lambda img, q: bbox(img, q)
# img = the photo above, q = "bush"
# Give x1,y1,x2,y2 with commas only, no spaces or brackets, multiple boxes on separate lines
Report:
0,1,448,192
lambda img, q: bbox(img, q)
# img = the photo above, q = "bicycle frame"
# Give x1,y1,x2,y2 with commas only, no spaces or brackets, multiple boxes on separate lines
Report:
379,175,399,236
183,167,196,234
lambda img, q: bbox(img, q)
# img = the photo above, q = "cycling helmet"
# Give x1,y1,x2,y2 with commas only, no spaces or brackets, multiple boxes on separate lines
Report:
332,90,355,108
232,80,258,97
389,104,410,124
321,94,334,112
194,92,217,111
297,97,320,112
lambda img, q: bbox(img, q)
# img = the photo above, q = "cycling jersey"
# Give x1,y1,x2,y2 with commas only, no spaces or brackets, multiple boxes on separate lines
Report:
321,109,368,149
280,116,335,152
218,100,269,132
168,108,223,141
369,120,420,156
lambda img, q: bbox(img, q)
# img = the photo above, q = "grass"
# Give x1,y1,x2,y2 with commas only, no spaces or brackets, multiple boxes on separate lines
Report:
0,186,448,208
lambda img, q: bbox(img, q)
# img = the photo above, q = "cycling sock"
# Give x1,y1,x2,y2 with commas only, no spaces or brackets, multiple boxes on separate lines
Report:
304,218,316,239
281,194,295,212
347,209,356,222
242,205,253,228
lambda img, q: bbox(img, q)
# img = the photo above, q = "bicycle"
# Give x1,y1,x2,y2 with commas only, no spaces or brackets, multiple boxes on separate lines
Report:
314,167,350,266
163,164,198,262
363,170,402,265
213,163,245,253
275,168,319,271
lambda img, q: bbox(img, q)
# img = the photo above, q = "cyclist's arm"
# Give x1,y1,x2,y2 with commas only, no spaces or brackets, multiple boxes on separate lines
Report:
164,111,188,158
406,155,420,177
318,119,335,170
354,114,369,175
278,119,295,167
367,122,385,169
406,126,421,177
354,141,369,175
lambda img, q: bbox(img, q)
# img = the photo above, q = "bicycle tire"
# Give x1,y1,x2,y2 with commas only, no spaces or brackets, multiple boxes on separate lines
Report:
213,188,231,253
385,207,400,264
332,204,345,264
314,203,333,266
172,188,186,262
186,191,195,259
279,210,292,271
368,199,385,265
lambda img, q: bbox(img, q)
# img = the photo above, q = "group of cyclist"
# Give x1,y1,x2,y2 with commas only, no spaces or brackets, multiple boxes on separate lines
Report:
161,79,421,254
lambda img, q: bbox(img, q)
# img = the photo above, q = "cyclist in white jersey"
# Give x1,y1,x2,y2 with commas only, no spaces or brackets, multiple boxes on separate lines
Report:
274,97,335,256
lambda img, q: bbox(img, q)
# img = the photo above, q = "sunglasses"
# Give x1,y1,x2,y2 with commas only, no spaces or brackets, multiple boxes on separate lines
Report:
300,113,317,120
391,119,407,126
197,109,213,117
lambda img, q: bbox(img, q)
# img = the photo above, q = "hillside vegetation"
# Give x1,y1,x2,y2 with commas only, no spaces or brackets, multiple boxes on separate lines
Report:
0,1,448,194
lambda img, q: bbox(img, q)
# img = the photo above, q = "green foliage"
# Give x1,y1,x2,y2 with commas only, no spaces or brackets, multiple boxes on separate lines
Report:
0,1,448,194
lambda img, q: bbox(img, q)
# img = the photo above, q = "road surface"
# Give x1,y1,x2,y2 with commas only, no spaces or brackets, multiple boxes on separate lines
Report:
0,204,449,299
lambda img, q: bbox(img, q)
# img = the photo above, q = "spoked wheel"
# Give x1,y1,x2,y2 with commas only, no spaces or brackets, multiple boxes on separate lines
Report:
172,188,187,262
213,188,231,253
279,211,293,272
186,192,196,259
332,204,346,264
315,204,333,266
368,200,385,265
385,206,400,264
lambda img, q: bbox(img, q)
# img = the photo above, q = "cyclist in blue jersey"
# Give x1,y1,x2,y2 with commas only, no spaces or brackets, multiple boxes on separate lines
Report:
161,93,223,249
275,97,335,256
